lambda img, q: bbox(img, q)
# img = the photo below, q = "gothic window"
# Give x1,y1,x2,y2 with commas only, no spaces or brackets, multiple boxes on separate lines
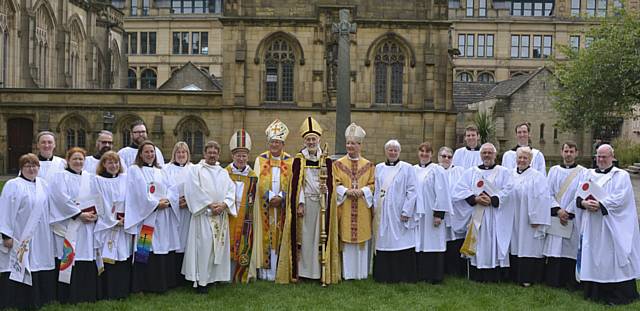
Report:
141,68,157,89
69,21,84,88
0,0,10,88
179,119,206,156
374,40,405,105
110,41,121,88
127,68,137,89
63,117,87,150
34,5,53,88
264,38,295,103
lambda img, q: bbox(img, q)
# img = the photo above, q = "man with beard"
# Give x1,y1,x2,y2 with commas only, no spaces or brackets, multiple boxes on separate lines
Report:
34,131,66,181
278,117,339,284
83,131,125,174
118,120,165,170
183,141,236,293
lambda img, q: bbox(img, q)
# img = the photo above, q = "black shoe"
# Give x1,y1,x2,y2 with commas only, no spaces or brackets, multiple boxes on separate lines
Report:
196,285,208,294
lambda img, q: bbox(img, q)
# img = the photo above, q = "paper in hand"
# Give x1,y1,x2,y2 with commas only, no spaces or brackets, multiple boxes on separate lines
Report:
548,217,573,239
577,180,607,201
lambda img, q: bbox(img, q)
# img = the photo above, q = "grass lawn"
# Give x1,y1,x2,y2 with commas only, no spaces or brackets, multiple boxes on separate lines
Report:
35,278,640,311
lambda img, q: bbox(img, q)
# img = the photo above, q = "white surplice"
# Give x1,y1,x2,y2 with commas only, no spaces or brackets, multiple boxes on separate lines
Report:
124,165,180,254
414,163,452,252
373,161,418,251
182,161,236,286
501,147,546,176
49,169,98,261
543,165,585,259
452,146,482,169
443,166,469,241
571,167,640,283
37,156,66,182
452,165,514,269
0,177,55,275
508,167,551,258
93,174,132,261
164,162,193,253
297,148,323,279
118,146,165,171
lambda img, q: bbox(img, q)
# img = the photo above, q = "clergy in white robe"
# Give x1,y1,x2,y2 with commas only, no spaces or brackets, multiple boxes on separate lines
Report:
92,151,132,300
451,126,482,169
372,140,418,283
83,130,121,174
34,131,66,182
452,143,514,282
508,147,551,286
0,154,56,310
500,123,546,175
543,142,585,289
49,148,100,304
332,123,375,280
414,143,452,283
438,146,470,276
124,141,180,294
183,141,236,293
572,144,640,305
117,121,165,169
164,142,194,286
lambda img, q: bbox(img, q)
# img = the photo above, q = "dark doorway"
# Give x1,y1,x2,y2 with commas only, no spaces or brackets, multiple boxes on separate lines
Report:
7,118,33,174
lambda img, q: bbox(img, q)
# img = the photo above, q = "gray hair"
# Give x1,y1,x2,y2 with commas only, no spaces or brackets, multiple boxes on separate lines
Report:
597,144,614,156
516,146,533,159
384,139,401,152
480,143,496,153
438,146,453,156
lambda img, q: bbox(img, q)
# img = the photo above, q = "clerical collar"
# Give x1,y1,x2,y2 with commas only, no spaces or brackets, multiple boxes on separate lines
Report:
595,165,614,174
99,171,117,178
142,162,154,168
561,163,578,169
19,173,36,183
444,165,454,170
466,145,480,151
347,154,360,161
93,154,102,160
129,143,139,149
385,159,400,166
478,163,497,170
419,161,432,168
173,161,186,167
511,144,530,152
517,166,530,174
38,154,53,161
65,167,82,175
232,163,248,172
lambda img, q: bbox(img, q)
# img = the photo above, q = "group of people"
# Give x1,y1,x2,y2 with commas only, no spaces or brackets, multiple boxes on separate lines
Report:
1,119,639,309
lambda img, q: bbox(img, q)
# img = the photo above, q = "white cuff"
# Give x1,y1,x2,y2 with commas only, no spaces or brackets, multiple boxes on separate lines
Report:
336,185,347,205
362,187,373,208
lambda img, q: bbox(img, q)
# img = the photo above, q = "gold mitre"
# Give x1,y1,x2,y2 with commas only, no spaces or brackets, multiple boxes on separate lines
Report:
345,123,366,143
299,116,323,138
229,129,252,153
265,119,289,142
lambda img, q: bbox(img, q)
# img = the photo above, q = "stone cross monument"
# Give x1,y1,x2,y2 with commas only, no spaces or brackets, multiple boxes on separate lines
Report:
332,9,356,155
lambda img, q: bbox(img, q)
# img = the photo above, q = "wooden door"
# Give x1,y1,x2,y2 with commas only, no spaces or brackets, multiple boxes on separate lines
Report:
7,118,33,174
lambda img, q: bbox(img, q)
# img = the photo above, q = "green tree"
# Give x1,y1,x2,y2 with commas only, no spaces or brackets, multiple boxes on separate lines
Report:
552,8,640,134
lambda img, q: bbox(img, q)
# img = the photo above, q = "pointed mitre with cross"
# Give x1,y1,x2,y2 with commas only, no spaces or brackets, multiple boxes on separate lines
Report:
265,119,289,142
345,123,366,143
299,116,323,138
229,129,252,153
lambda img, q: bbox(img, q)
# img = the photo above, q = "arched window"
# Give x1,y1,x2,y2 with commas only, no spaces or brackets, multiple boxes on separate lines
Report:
457,72,473,82
179,120,206,156
110,41,120,88
553,128,558,142
69,21,84,88
63,117,87,150
374,40,405,105
34,5,54,87
127,68,137,89
264,38,295,103
140,68,157,89
478,72,495,83
539,123,545,141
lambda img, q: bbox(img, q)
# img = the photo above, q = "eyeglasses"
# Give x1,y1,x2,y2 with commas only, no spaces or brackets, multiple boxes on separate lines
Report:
439,155,452,159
